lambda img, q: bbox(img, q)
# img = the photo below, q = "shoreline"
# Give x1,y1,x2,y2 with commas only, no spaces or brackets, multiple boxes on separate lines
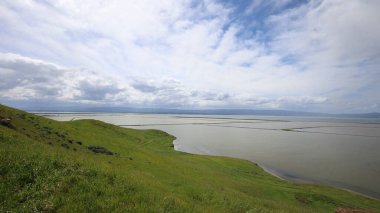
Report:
173,141,380,201
258,164,380,201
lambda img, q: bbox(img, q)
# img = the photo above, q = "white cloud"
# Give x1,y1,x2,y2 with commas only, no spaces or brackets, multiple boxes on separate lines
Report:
266,0,380,112
0,0,379,113
0,53,126,102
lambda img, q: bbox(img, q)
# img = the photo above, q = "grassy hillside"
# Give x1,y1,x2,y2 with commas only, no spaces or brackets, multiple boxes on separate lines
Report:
0,104,379,212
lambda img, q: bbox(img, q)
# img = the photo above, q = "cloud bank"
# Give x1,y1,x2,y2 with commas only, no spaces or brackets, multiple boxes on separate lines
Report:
0,0,379,113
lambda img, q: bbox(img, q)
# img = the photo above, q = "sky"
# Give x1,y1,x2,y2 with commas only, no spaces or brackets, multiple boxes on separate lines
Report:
0,0,379,113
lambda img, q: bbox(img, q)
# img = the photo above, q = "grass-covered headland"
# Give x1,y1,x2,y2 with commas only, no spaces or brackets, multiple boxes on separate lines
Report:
0,104,379,212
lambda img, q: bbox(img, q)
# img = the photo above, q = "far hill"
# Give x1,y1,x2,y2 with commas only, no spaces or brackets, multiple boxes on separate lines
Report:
1,104,379,212
22,105,380,118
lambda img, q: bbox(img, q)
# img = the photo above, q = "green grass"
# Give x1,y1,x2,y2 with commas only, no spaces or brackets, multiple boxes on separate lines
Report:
0,104,379,212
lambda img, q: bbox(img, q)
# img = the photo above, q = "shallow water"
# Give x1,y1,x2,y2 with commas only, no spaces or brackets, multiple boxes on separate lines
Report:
43,113,380,199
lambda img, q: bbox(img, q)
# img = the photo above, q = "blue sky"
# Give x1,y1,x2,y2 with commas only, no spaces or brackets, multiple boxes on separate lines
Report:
0,0,379,113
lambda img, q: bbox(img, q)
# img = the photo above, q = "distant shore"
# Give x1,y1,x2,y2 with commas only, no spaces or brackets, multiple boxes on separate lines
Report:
258,164,380,201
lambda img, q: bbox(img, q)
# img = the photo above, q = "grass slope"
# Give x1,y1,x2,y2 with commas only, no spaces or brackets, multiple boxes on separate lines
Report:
0,104,379,212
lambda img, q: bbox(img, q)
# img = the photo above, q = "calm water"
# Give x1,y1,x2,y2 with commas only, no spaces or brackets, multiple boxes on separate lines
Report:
43,113,380,199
